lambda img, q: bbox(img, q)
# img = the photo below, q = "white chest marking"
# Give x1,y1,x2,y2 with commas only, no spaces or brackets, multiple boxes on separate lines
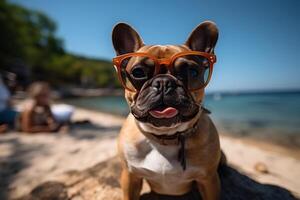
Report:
125,140,177,171
124,138,202,179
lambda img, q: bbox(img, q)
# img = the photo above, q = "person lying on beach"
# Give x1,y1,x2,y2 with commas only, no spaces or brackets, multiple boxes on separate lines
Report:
20,82,64,133
0,75,18,133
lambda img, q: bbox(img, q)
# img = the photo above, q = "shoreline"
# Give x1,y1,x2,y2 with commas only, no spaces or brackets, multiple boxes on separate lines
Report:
0,106,299,199
66,103,300,160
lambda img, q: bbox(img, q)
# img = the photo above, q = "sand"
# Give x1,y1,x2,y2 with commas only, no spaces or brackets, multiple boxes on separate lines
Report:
0,107,299,199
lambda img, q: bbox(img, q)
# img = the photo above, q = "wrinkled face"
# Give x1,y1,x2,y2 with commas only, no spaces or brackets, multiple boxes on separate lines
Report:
125,45,205,127
112,22,218,133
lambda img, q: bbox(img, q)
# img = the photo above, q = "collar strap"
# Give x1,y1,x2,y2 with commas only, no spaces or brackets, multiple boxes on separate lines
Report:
137,106,211,146
137,119,201,171
140,119,201,146
136,107,210,171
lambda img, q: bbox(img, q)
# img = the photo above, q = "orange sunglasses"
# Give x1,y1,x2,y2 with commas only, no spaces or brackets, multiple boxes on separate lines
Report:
112,51,217,92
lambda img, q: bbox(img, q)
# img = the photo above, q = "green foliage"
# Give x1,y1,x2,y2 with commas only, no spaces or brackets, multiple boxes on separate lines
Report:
0,0,119,88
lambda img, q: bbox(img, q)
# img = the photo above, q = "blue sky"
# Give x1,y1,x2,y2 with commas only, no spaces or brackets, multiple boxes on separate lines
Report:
12,0,300,92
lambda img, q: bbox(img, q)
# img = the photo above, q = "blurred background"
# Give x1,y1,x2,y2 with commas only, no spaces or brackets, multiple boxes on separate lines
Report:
1,0,299,145
0,0,300,198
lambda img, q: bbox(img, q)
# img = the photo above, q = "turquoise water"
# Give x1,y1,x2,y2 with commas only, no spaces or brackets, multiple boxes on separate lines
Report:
64,95,129,116
64,92,300,146
206,92,300,133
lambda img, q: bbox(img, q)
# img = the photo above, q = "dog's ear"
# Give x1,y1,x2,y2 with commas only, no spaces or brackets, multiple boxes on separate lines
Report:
185,21,219,53
112,23,144,55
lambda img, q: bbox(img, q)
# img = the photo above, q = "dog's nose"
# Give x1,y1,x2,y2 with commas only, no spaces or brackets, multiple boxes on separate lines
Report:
151,75,176,94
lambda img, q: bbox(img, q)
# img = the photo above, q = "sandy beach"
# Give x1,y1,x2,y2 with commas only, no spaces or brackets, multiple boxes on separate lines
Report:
0,107,299,199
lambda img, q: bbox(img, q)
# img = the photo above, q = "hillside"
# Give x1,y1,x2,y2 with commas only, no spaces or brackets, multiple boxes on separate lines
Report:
0,0,119,89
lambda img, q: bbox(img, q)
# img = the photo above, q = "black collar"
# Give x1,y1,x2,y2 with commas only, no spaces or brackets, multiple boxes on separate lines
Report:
139,118,201,146
137,107,210,145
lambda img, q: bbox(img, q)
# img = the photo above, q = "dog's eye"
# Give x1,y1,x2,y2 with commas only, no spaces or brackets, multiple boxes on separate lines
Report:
131,67,147,79
188,68,199,78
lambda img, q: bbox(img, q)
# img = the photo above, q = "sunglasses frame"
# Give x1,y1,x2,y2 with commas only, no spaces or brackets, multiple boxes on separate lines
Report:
112,51,217,92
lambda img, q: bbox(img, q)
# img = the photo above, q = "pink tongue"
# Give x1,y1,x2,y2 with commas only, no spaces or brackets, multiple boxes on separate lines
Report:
149,107,178,119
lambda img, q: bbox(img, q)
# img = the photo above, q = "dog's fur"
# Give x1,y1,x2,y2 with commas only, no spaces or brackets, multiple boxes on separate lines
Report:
112,21,221,200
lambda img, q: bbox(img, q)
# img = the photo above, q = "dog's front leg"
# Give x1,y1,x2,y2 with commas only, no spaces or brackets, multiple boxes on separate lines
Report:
121,168,142,200
196,172,220,200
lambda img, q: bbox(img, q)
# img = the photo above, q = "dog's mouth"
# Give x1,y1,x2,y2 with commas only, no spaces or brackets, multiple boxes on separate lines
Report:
149,106,179,119
132,101,199,127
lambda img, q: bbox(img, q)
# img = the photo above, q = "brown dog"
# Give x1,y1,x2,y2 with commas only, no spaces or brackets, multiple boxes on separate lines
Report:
112,21,221,200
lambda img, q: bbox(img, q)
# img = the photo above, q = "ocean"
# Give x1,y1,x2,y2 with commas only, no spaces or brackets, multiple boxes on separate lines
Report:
64,91,300,148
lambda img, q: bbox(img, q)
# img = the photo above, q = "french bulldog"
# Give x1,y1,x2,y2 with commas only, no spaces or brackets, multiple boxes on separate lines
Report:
112,21,222,200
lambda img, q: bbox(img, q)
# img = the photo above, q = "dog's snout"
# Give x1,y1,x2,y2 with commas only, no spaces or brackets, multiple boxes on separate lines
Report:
151,75,176,94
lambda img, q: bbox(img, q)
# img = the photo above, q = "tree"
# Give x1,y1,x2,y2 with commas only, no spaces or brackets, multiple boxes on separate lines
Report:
0,0,119,89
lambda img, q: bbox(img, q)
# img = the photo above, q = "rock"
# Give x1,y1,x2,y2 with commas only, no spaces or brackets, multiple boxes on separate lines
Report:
254,162,269,174
17,157,297,200
17,182,68,200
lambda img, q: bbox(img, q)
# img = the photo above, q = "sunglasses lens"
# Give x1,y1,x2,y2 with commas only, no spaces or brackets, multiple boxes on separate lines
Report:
173,55,211,90
120,56,155,91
